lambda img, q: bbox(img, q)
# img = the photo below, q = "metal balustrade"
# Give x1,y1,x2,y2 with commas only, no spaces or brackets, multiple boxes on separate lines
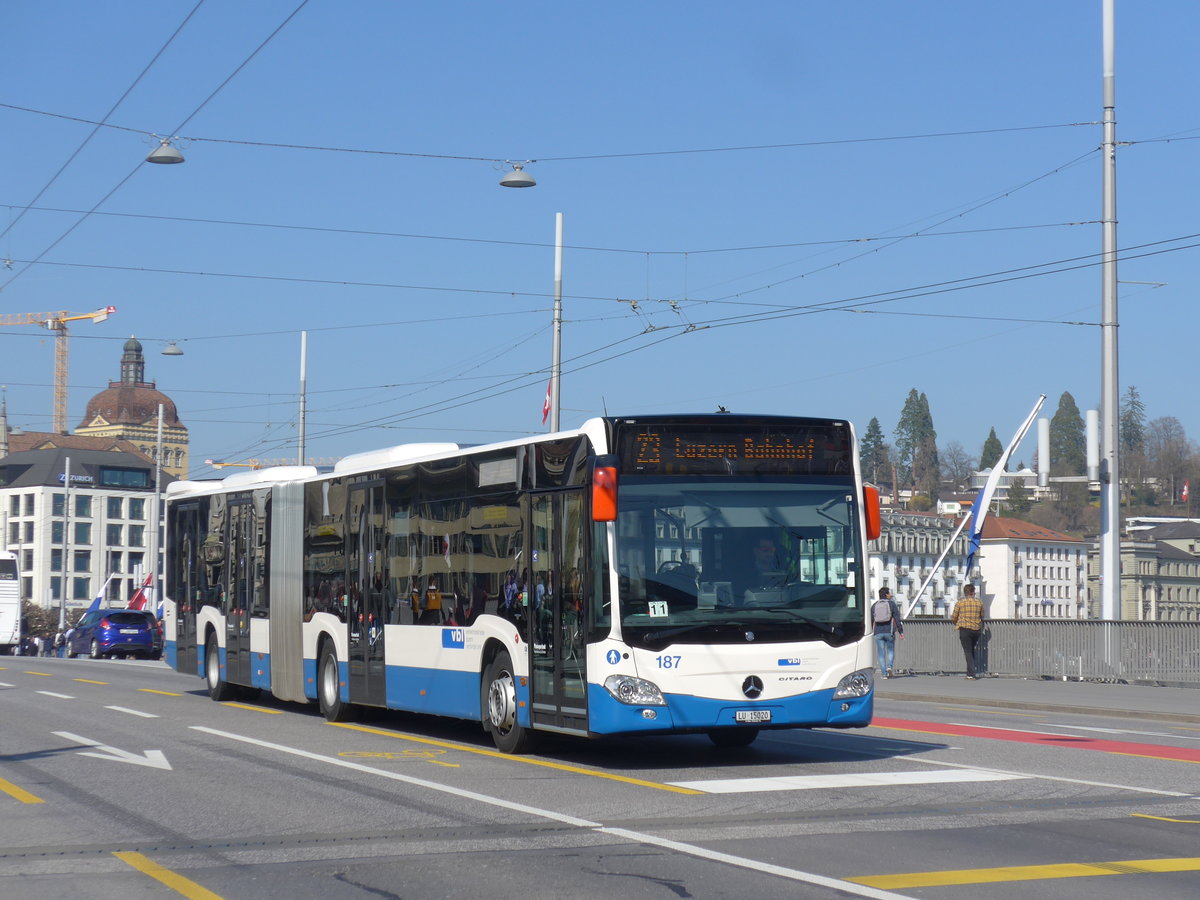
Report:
893,620,1200,686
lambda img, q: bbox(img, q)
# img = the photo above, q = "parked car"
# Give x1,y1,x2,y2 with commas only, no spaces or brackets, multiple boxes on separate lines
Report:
67,609,162,660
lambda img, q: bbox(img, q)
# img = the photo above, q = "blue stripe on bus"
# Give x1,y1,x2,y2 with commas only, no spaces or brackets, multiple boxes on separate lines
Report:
384,665,483,720
586,684,873,734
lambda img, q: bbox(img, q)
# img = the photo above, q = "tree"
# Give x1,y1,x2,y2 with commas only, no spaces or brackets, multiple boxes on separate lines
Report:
1120,385,1147,505
894,389,922,488
1049,392,1086,477
1145,417,1192,504
979,427,1003,471
860,417,891,484
940,441,976,490
912,393,941,503
1120,385,1146,455
895,389,939,502
1005,475,1033,516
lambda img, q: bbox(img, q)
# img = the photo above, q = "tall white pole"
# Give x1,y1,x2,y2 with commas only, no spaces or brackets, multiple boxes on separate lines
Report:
1099,0,1120,620
550,213,563,432
61,456,71,629
151,403,164,610
298,331,308,465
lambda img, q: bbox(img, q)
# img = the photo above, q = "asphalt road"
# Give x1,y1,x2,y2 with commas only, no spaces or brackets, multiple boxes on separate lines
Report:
2,657,1198,900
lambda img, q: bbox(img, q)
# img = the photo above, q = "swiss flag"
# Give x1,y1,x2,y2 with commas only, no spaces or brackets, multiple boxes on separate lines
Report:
127,572,153,610
541,378,553,425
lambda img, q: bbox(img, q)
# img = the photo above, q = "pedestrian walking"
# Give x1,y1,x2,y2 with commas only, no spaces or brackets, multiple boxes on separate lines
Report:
871,586,904,678
951,584,985,679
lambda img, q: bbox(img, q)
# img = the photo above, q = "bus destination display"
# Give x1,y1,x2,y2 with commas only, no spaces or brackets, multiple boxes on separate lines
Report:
616,422,851,476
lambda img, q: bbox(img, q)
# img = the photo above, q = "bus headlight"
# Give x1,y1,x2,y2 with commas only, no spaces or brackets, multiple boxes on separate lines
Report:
604,674,667,706
833,669,873,699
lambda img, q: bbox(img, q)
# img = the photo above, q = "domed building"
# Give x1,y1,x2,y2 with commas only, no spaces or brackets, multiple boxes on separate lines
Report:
75,336,189,477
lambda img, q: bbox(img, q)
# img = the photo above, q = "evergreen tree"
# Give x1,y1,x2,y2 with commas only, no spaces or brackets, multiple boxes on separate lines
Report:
894,389,922,488
1049,391,1088,517
1006,475,1033,516
1120,385,1146,455
980,427,1003,471
860,417,890,484
1050,392,1086,476
912,392,940,502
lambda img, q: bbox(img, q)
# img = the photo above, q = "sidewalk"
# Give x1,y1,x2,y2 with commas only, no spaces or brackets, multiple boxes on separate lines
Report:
874,672,1200,724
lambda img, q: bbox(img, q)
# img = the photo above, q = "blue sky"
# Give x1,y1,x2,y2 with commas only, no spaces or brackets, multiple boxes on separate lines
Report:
2,1,1196,476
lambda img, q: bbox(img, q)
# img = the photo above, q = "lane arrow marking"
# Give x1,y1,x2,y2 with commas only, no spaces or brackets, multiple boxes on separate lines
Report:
53,731,172,770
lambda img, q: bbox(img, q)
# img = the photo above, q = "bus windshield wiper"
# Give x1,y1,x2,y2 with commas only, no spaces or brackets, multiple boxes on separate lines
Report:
641,622,721,643
761,608,838,634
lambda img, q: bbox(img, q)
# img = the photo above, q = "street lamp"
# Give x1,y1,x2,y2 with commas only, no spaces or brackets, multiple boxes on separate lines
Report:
146,137,185,164
500,163,536,188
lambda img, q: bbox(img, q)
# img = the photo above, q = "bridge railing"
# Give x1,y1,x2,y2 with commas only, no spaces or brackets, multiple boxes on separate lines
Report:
893,620,1200,687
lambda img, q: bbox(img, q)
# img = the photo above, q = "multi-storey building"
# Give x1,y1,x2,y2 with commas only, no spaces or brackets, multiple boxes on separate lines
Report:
0,446,174,610
868,510,972,617
978,517,1088,618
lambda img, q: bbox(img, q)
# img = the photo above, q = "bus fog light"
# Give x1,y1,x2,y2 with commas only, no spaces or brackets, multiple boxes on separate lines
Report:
604,674,667,706
641,709,658,720
833,669,873,699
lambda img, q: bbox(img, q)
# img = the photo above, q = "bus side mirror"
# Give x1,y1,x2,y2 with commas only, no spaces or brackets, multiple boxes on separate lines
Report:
863,484,881,541
592,466,618,522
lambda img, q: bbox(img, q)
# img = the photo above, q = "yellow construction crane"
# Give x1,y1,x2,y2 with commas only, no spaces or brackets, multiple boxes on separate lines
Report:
204,458,262,470
0,306,117,433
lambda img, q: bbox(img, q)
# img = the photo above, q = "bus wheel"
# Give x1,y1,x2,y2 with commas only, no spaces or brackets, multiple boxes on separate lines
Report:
707,728,759,748
206,640,234,701
485,650,537,754
318,645,352,722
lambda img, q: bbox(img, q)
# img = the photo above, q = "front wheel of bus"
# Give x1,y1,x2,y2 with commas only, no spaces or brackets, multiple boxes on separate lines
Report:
707,727,759,748
485,650,537,754
318,645,352,722
206,640,234,701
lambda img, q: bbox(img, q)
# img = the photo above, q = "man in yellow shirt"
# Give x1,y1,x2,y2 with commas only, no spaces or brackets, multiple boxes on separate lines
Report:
951,584,985,679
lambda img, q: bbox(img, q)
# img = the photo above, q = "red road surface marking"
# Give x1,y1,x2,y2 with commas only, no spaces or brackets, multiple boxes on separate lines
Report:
872,717,1200,764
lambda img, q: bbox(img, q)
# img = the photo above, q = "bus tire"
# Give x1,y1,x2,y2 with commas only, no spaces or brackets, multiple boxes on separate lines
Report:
485,650,537,754
206,639,234,701
318,644,352,722
707,727,759,748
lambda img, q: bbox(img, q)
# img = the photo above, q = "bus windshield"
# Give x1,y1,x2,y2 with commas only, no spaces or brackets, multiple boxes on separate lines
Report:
614,476,865,648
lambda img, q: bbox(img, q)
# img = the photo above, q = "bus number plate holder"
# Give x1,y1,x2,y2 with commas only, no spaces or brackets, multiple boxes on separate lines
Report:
735,709,771,723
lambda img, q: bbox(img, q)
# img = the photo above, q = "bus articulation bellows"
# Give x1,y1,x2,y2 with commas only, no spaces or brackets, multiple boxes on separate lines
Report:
164,415,882,752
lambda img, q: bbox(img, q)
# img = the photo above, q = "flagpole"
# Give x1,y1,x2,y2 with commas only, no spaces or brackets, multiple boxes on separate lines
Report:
550,212,563,432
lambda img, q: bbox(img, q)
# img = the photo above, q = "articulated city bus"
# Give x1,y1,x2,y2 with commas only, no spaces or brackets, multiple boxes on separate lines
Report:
0,551,19,654
163,414,881,752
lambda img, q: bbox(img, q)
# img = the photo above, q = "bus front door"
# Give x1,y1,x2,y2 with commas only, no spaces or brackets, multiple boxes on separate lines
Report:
527,491,588,736
347,482,387,706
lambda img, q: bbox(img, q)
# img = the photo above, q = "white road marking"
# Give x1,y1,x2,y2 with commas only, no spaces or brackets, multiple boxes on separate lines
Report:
903,755,1191,797
36,690,75,699
191,725,917,900
53,731,172,770
106,705,159,718
1040,723,1200,742
669,769,1026,793
0,682,14,687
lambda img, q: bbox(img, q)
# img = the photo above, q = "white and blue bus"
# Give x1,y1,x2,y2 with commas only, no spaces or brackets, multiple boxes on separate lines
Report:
0,551,19,654
164,414,882,752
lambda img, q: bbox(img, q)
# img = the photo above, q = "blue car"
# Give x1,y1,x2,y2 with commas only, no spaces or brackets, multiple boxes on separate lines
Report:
67,609,162,660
